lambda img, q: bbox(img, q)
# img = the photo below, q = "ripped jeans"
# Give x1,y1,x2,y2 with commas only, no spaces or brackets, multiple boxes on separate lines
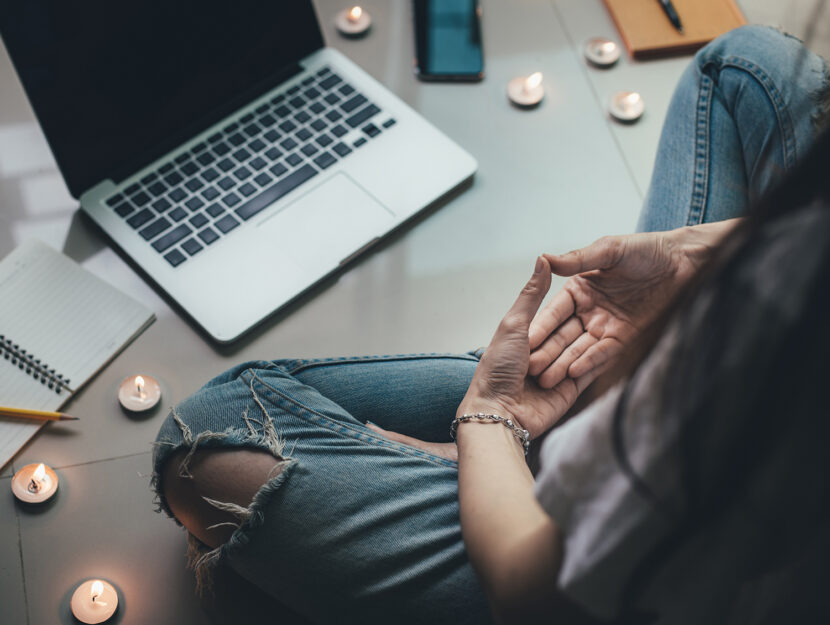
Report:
153,354,491,625
152,26,829,625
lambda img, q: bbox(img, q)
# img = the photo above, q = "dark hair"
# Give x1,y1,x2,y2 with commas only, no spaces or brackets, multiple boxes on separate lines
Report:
612,124,830,622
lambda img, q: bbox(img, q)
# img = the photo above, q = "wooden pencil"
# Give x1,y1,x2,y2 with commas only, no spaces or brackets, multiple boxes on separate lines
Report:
0,406,79,421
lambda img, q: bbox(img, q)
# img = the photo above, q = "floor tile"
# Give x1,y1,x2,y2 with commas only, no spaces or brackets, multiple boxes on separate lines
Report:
0,476,29,625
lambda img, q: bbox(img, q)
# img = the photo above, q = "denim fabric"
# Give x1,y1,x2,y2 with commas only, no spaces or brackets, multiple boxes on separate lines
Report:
638,26,828,232
153,26,829,625
153,354,491,625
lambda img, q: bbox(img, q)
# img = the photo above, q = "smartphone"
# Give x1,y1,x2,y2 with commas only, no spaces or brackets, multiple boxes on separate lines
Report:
413,0,484,82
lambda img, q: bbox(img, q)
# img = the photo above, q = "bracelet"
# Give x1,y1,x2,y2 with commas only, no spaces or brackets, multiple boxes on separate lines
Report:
451,413,531,455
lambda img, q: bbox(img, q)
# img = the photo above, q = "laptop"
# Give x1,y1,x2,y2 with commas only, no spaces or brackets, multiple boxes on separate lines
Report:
0,1,476,343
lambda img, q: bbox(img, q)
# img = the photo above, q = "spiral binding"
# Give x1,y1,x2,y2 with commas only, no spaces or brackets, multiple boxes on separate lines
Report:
0,335,71,394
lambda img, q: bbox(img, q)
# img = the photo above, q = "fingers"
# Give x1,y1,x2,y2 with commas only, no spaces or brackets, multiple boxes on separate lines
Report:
502,257,552,330
536,332,598,389
528,316,583,376
544,235,624,277
528,289,575,349
567,337,624,379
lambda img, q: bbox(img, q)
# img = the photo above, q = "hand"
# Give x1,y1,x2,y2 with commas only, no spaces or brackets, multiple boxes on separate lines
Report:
456,256,601,438
371,258,600,454
528,223,734,388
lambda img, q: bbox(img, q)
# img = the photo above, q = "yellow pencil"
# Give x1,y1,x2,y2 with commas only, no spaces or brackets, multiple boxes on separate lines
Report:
0,406,79,421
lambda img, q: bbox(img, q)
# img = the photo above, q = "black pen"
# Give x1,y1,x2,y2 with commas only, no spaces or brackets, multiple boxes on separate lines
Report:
657,0,684,33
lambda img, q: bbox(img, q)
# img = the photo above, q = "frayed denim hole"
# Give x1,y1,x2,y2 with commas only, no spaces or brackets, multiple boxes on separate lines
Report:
151,395,296,596
187,459,298,597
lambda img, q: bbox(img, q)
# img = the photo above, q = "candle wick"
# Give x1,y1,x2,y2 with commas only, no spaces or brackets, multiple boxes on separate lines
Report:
28,478,41,493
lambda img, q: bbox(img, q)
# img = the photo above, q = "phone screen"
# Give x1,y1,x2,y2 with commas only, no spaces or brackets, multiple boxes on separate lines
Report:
414,0,483,81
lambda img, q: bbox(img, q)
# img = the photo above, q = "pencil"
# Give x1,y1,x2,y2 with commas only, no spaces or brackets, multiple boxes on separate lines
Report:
0,406,79,421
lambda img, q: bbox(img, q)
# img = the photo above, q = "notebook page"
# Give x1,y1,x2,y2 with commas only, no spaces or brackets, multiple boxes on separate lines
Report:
0,362,57,467
0,239,155,468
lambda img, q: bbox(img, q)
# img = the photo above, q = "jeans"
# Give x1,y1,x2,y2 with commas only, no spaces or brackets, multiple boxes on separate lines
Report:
639,25,828,231
152,26,828,625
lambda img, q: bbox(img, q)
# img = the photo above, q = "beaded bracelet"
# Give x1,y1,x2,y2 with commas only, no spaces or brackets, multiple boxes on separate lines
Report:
450,413,531,455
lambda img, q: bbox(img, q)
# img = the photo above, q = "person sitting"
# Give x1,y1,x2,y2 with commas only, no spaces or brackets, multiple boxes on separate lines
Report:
152,26,830,624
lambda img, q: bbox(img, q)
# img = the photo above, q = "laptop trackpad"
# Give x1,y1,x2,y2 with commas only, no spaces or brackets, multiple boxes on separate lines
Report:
257,173,394,268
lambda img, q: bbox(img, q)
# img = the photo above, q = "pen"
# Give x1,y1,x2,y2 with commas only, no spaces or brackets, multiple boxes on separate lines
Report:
657,0,684,33
0,406,79,421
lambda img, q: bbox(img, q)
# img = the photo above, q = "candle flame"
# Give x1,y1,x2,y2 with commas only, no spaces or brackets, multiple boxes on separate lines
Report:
32,463,46,483
625,92,642,106
348,6,362,22
524,72,543,92
600,41,616,54
136,375,145,395
91,580,104,600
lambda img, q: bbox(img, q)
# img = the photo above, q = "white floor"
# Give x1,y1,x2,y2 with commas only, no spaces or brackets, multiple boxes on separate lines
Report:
741,0,830,59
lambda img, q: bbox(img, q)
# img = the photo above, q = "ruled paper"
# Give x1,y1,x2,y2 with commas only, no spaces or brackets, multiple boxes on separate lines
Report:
0,239,155,468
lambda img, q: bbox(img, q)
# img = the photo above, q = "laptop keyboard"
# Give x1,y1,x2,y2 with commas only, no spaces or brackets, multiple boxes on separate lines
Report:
103,66,396,268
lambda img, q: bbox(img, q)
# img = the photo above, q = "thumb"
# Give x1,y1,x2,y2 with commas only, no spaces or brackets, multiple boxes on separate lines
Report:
507,256,552,323
544,236,623,277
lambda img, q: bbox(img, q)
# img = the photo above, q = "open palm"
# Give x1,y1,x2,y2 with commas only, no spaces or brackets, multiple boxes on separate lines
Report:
528,231,709,388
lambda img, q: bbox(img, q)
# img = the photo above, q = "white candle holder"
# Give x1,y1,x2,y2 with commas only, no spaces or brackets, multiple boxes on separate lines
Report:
118,374,161,412
71,579,119,624
11,462,58,503
507,72,545,108
584,37,620,67
336,6,371,37
609,90,645,122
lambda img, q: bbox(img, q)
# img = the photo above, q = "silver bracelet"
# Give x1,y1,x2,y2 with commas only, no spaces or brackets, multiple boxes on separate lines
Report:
451,413,531,455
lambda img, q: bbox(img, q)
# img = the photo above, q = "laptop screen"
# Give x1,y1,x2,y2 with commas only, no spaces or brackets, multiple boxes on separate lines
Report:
0,1,324,198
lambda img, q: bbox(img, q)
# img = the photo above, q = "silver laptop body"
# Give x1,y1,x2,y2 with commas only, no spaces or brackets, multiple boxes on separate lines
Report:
78,46,475,343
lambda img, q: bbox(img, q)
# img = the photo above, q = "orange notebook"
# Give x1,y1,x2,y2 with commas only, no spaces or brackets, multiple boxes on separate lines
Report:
603,0,747,59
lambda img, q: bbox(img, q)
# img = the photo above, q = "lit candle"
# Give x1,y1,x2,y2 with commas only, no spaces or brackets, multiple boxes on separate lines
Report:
507,72,545,108
11,462,59,503
584,37,620,67
70,579,119,624
608,90,645,122
117,373,161,412
336,5,372,37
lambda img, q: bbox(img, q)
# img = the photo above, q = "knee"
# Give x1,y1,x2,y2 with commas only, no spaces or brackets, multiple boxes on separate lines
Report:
162,447,283,549
696,25,794,68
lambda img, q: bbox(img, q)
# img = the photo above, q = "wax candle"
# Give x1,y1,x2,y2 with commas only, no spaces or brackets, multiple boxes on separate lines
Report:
609,90,645,122
11,462,59,503
507,72,545,108
584,37,620,67
117,374,161,411
336,6,372,37
71,579,119,624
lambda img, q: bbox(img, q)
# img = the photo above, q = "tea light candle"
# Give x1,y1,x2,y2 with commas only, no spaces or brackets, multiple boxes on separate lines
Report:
336,6,371,37
584,37,620,67
117,374,161,411
609,90,645,122
11,462,58,503
71,579,119,624
507,72,545,108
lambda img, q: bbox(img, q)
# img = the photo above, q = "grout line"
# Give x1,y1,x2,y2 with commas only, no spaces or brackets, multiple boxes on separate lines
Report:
15,498,31,625
548,0,646,201
53,450,151,471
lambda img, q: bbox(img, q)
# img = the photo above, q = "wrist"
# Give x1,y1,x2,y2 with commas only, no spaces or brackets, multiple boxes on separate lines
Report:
453,413,531,456
457,395,516,423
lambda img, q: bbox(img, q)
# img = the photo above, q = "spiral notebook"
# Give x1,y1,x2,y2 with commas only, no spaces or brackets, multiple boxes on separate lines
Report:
0,239,155,469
